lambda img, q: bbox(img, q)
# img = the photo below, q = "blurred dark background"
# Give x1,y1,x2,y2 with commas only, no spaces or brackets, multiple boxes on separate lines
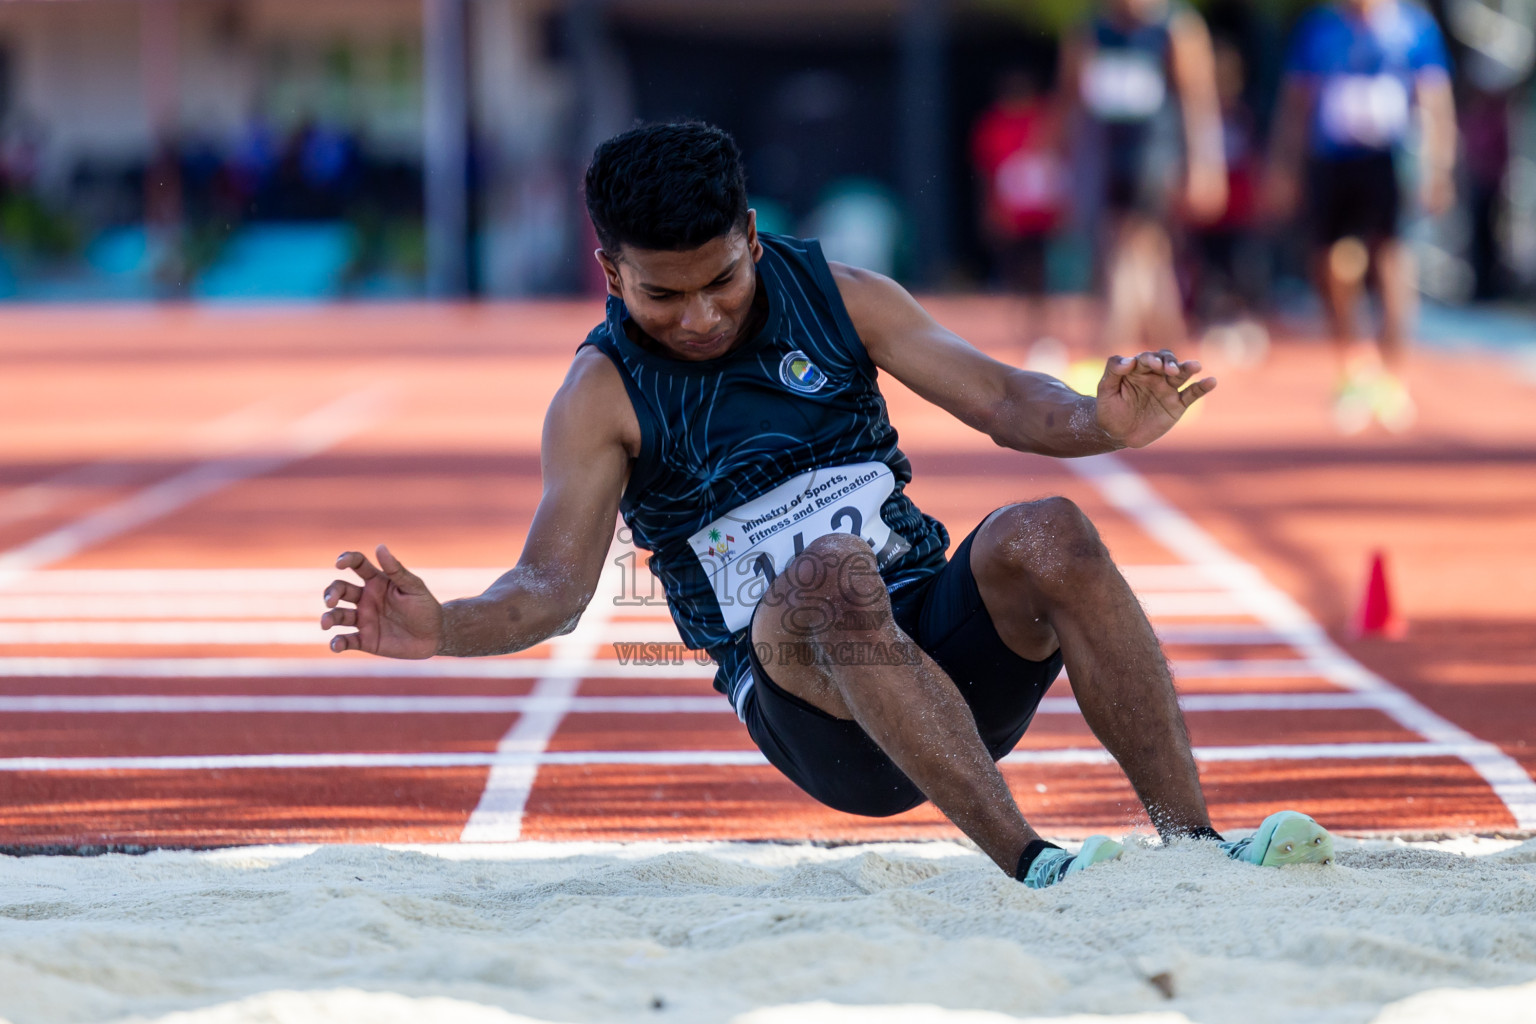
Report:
0,0,1526,312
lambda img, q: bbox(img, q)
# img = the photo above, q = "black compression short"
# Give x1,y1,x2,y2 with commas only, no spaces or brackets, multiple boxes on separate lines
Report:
736,519,1064,818
1308,151,1401,247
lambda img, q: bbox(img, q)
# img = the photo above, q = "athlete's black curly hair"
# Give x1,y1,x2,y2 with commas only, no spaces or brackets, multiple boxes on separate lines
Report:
584,122,750,255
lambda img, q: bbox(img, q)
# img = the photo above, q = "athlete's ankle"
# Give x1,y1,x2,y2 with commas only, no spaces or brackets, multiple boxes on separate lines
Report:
1015,838,1063,881
1168,824,1225,843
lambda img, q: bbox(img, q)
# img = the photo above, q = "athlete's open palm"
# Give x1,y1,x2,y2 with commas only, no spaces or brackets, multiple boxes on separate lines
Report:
322,545,443,659
1095,350,1216,449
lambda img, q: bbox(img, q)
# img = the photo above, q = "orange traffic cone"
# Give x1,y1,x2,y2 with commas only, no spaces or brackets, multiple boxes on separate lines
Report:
1353,549,1405,639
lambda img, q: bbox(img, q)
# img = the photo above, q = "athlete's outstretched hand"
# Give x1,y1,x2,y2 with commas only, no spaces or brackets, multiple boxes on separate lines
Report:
321,545,443,659
1095,350,1216,449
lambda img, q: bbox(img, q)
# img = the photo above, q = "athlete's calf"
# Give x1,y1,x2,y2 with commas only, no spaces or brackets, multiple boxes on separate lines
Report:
972,496,1215,838
751,533,1039,871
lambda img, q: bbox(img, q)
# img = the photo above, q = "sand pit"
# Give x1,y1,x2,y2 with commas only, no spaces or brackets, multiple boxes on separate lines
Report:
2,836,1534,1024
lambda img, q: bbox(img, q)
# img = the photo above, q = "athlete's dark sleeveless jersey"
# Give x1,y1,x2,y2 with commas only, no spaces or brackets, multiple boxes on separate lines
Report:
580,233,949,705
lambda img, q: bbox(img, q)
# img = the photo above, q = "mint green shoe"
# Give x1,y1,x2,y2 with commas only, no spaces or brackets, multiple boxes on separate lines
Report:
1022,835,1124,889
1221,810,1334,867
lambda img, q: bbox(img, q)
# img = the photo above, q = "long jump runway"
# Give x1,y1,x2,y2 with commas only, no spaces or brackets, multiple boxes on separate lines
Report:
2,301,1533,849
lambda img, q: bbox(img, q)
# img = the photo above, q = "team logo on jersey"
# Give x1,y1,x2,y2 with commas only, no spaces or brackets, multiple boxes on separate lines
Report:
778,350,828,393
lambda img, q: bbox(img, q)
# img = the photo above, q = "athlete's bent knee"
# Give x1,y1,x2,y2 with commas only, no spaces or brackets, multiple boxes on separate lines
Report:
989,496,1108,586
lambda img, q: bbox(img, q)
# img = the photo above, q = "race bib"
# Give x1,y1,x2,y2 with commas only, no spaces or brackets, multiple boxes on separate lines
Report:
1319,74,1410,148
689,462,912,634
1081,51,1167,122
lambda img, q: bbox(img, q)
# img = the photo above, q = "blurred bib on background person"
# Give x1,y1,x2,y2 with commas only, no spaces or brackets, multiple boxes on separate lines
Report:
1319,73,1412,149
1081,51,1168,122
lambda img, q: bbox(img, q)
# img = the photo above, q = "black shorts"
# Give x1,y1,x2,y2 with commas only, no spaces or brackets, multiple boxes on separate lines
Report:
737,521,1065,817
1308,151,1400,247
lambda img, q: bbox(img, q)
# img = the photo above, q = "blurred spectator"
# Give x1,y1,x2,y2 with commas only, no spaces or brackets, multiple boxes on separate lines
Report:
1058,0,1227,389
970,68,1066,351
1460,85,1510,300
802,178,903,279
229,116,280,204
268,118,361,221
1265,0,1457,434
1191,36,1271,366
0,113,77,268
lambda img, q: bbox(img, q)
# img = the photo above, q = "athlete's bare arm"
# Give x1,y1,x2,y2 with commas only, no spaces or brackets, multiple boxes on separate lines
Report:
831,262,1215,456
322,347,637,658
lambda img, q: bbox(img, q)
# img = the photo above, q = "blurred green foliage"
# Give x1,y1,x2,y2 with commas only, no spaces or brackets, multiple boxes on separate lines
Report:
0,192,80,261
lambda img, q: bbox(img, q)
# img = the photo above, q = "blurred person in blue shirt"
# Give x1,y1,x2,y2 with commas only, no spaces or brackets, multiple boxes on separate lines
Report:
1265,0,1457,433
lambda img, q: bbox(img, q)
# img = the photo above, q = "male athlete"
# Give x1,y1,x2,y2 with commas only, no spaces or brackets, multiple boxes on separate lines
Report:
322,123,1332,887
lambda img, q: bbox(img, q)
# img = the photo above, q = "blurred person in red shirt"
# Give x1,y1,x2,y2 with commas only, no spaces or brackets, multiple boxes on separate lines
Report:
971,69,1066,355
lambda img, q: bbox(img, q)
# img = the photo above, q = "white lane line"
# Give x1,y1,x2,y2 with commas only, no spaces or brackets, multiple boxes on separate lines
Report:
1154,625,1290,645
0,619,1259,646
0,695,725,714
0,656,1313,682
0,656,720,680
0,621,338,644
1136,593,1258,617
1169,693,1386,712
1069,452,1536,829
0,741,1475,773
3,568,522,594
458,553,624,843
0,692,1390,715
0,390,388,591
0,593,665,621
1118,565,1248,591
0,596,394,619
0,692,1381,715
0,618,685,645
0,564,1240,591
1160,659,1321,679
0,613,1254,638
1002,742,1482,766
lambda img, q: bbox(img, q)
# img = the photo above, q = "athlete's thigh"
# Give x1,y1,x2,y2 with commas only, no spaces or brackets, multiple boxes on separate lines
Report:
967,504,1067,662
907,520,1065,757
746,534,886,719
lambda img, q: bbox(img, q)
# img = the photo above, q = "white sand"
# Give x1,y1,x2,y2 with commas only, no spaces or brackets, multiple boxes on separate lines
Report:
2,836,1534,1024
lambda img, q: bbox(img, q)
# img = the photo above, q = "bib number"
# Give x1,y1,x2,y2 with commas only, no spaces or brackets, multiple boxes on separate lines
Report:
1081,52,1167,122
1319,74,1410,149
689,462,912,634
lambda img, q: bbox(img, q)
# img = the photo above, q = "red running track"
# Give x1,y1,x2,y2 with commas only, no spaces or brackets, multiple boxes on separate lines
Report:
1,301,1533,848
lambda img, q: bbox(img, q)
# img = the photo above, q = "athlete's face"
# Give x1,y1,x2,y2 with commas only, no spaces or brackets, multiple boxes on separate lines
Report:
597,212,764,362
